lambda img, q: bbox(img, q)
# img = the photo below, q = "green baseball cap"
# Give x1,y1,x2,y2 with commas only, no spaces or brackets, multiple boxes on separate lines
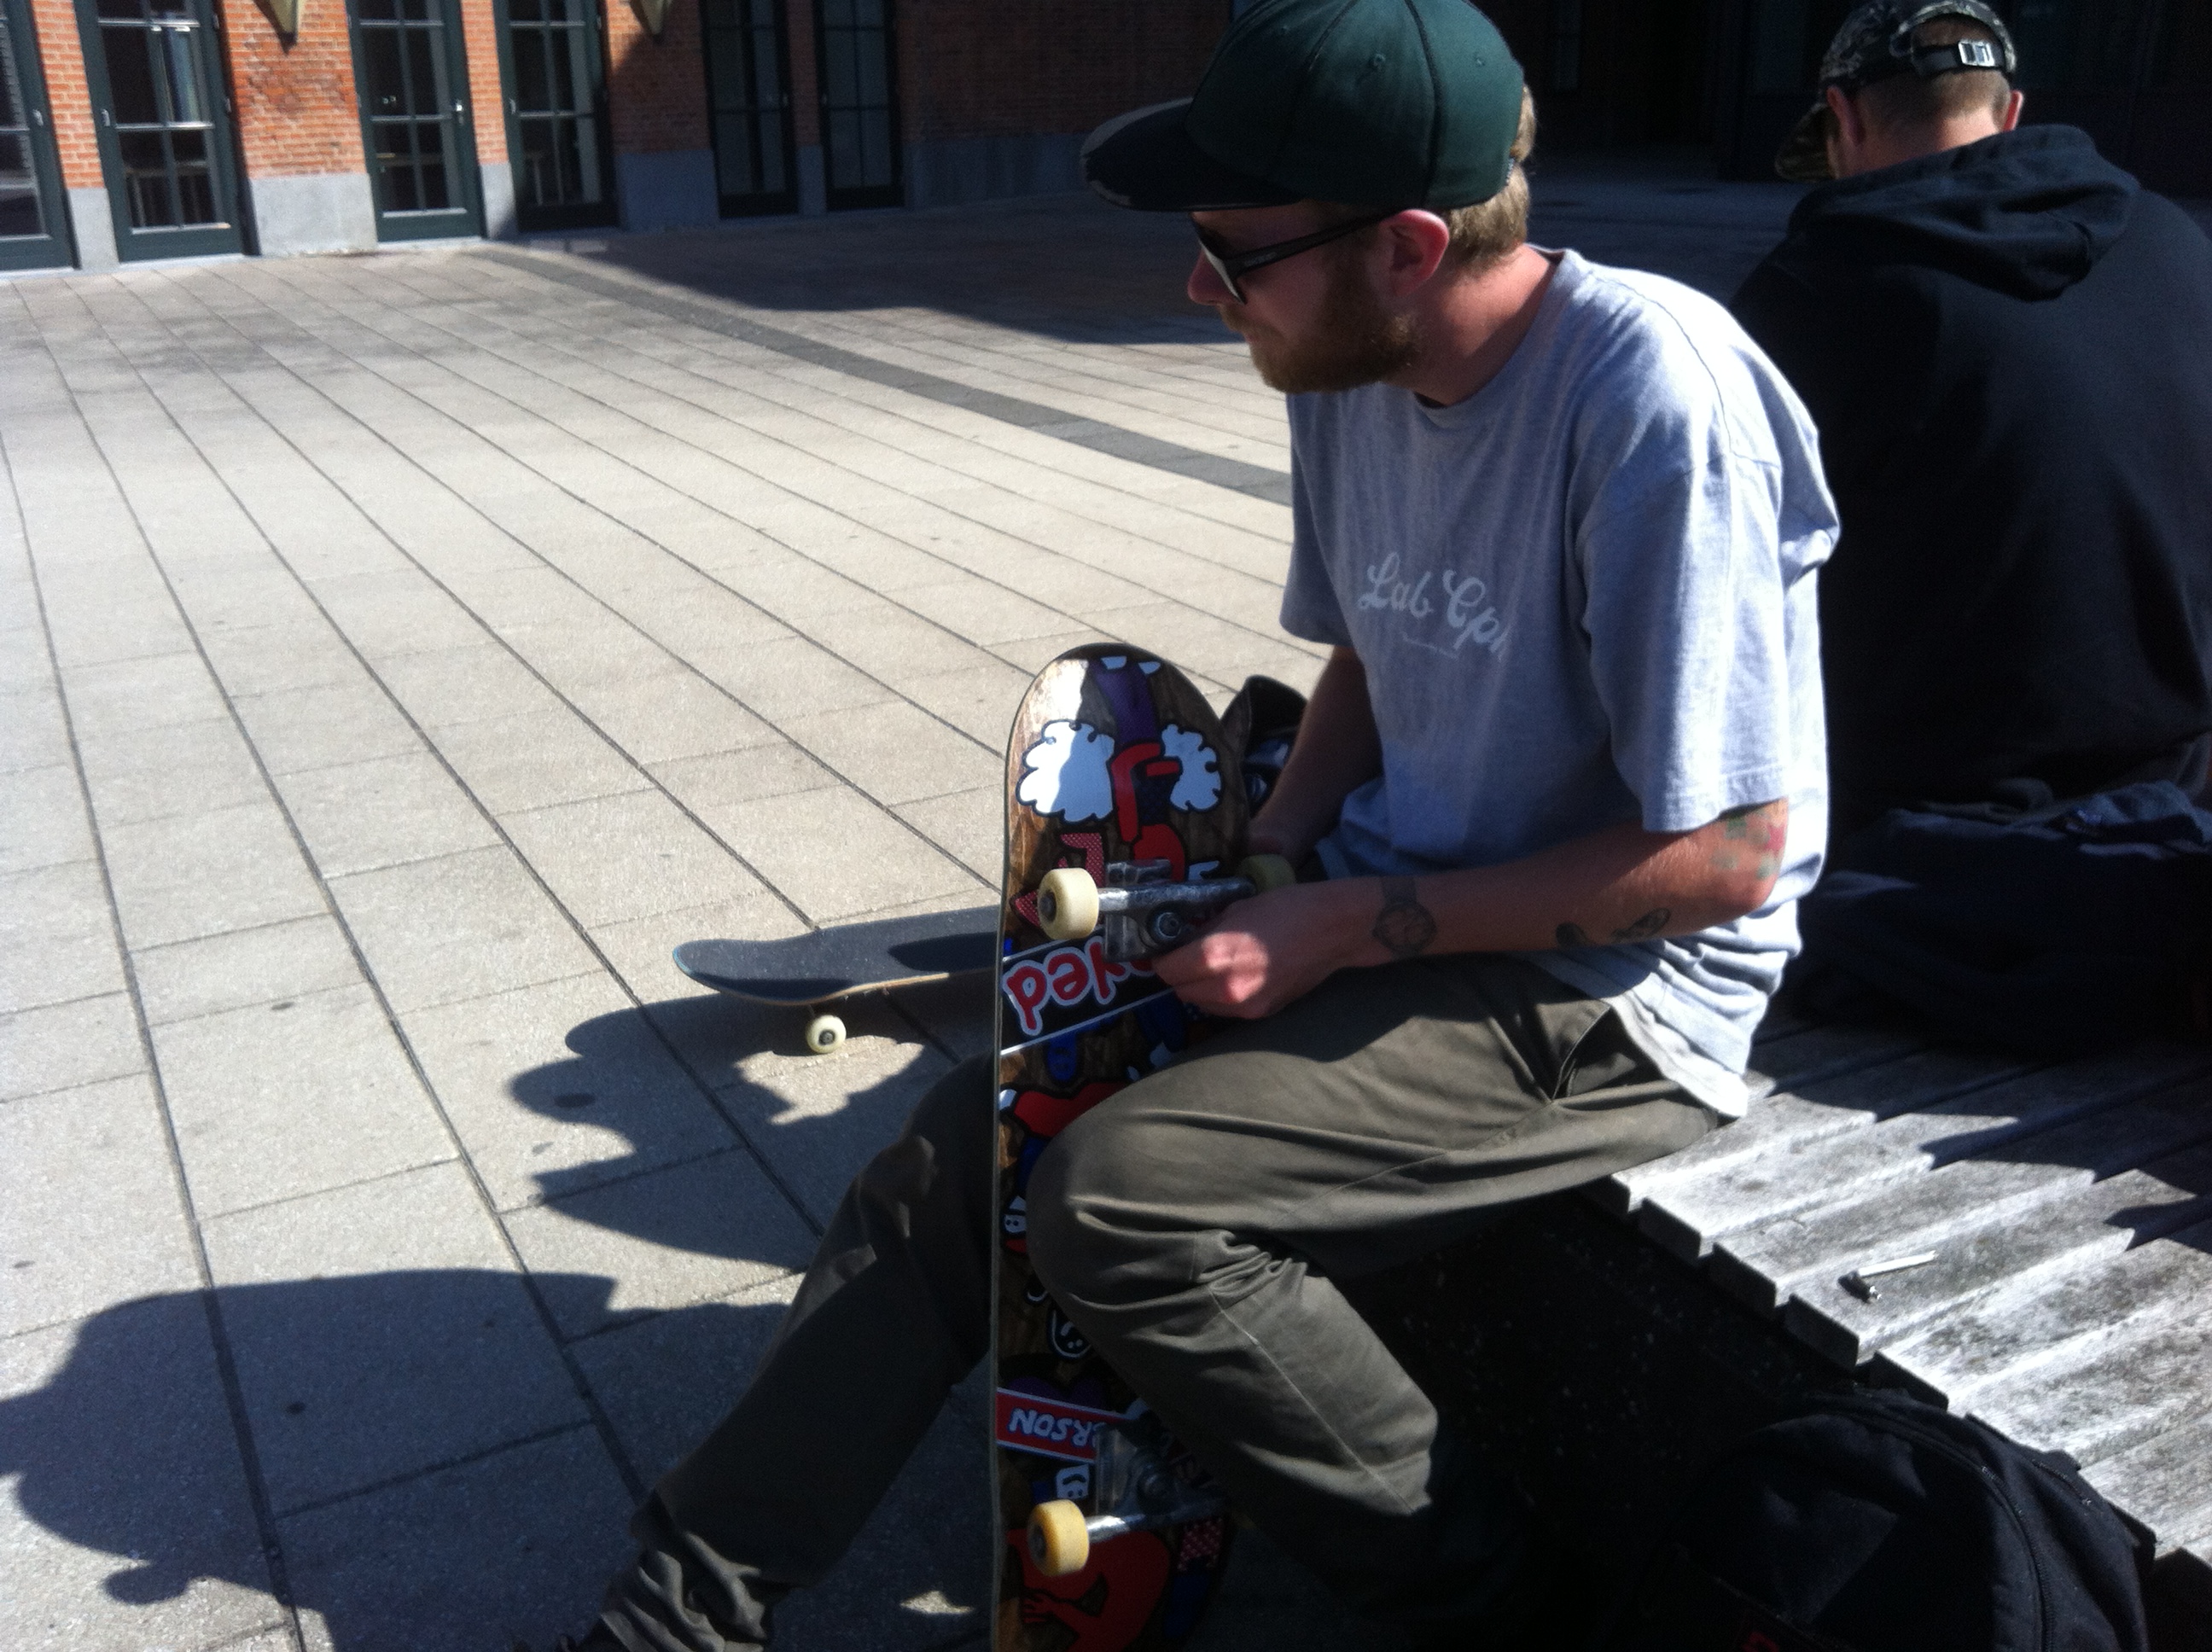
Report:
1082,0,1525,212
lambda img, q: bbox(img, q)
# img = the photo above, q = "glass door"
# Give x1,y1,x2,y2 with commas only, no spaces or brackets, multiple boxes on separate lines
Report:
348,0,483,240
73,0,242,260
494,0,616,232
813,0,896,209
702,0,795,216
1,0,73,270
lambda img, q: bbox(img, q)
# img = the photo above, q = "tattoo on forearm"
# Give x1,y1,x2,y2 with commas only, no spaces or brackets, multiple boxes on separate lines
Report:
1557,910,1670,949
1373,877,1437,960
1712,801,1787,881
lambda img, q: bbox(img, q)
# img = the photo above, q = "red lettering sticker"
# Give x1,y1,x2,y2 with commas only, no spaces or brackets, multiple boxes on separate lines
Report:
993,1388,1125,1464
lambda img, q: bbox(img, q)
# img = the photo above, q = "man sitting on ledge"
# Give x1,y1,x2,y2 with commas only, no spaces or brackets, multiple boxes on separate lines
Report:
557,2,1837,1646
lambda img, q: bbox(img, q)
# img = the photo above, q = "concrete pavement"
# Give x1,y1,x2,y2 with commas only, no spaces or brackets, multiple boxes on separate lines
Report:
0,163,1814,1650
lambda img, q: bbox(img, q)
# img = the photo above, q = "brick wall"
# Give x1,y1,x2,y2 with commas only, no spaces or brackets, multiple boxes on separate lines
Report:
224,0,367,177
457,0,506,165
892,0,1226,143
605,0,709,153
28,0,103,188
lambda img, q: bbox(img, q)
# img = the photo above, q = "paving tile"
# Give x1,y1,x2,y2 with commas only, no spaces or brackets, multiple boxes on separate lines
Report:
0,759,95,873
0,1295,284,1652
101,800,326,951
0,623,50,692
1,683,73,773
427,707,650,815
0,1071,198,1342
894,657,1033,749
498,787,770,927
401,972,738,1213
230,677,425,776
275,750,499,877
802,601,998,684
196,617,365,698
685,631,897,723
684,782,985,923
894,576,1081,647
153,982,455,1218
324,844,601,1013
134,914,365,1027
502,1151,818,1338
646,742,841,812
308,567,492,660
281,1424,636,1652
563,666,781,765
202,1160,586,1514
565,1273,799,1486
894,786,998,883
0,992,143,1102
0,859,124,1015
60,649,229,741
76,714,270,828
40,593,198,672
370,641,565,729
780,698,998,807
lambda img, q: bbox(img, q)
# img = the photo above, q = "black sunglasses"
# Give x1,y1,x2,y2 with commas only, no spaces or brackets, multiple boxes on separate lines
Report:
1195,210,1396,303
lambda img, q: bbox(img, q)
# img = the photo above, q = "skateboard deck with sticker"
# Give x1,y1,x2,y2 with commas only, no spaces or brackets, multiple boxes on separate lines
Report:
674,907,998,1053
991,643,1277,1652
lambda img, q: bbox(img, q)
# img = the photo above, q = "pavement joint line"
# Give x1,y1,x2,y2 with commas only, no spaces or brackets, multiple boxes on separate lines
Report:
430,253,1293,554
474,245,1296,506
104,265,951,1242
195,1150,464,1225
51,274,667,1515
164,257,986,945
345,255,1299,653
550,1258,807,1348
0,364,311,1652
269,1418,600,1521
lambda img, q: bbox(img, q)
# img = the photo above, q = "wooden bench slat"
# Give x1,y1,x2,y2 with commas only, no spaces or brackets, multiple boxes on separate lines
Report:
1777,1145,2212,1367
1703,1085,2212,1323
2081,1405,2212,1555
1623,1050,2041,1257
1872,1222,2212,1465
1598,1027,1933,1220
1643,1046,2212,1271
1960,1303,2212,1474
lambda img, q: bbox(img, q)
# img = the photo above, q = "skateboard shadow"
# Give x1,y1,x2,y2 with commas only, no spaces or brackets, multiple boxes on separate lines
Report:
505,982,991,1249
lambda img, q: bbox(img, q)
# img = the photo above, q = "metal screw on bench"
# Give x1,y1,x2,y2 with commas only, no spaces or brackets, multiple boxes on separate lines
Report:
1839,1250,1940,1302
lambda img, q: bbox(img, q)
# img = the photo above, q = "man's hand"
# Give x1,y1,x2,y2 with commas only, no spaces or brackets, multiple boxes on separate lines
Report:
1151,881,1365,1019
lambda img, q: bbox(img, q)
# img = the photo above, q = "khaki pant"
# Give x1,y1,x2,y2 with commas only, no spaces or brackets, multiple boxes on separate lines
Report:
598,955,1717,1650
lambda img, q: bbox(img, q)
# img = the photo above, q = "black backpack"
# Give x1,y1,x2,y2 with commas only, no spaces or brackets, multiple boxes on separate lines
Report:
1613,1388,2155,1652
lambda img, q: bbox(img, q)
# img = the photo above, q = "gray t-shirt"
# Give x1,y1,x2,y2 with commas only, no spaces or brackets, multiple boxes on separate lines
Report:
1282,250,1838,1116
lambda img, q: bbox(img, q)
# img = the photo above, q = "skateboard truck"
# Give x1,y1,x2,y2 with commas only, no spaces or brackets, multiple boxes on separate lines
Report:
1037,855,1297,961
1025,1412,1228,1578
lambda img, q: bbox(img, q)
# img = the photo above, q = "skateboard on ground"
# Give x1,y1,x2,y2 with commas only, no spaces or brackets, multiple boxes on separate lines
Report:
992,643,1297,1651
673,905,997,1054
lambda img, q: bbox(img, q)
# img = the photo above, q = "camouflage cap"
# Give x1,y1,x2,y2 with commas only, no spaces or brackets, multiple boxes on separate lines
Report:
1774,1,2019,183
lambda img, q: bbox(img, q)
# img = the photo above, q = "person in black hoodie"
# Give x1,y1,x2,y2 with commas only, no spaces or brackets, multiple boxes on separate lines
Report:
1730,2,2212,1053
1732,0,2212,840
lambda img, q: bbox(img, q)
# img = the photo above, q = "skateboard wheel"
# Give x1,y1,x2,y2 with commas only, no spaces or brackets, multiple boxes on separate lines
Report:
1240,853,1297,893
803,1013,846,1056
1038,868,1100,941
1027,1498,1090,1578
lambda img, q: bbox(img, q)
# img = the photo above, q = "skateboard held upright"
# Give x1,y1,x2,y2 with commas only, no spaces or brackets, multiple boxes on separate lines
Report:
991,643,1293,1652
